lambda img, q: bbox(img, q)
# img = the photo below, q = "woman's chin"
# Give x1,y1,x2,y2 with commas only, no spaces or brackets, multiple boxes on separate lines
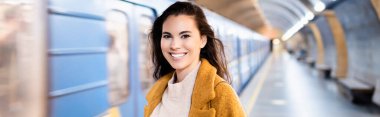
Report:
169,64,185,70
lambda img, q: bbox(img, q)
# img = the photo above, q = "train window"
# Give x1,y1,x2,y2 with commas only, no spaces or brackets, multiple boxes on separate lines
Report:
106,10,129,106
225,35,234,62
136,6,155,95
0,2,47,117
242,40,249,55
214,27,220,38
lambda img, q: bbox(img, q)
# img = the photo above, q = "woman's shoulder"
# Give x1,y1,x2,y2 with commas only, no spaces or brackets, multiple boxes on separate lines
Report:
211,76,246,116
213,76,235,96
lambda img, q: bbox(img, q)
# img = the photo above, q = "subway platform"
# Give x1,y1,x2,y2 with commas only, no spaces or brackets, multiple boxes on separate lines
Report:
239,47,380,117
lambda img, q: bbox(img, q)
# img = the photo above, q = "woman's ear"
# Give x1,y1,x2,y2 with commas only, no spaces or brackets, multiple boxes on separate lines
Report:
201,35,207,48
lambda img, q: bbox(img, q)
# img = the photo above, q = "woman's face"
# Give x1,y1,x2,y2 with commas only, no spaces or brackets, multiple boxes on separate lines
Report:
161,14,207,72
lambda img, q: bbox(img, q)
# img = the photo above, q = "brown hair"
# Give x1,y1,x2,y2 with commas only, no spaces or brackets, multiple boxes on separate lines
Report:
149,1,231,83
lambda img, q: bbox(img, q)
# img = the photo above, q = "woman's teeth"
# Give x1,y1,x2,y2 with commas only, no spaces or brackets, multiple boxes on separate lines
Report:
171,53,186,58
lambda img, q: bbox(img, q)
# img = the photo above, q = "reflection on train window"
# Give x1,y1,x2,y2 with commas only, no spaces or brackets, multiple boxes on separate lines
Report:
106,10,129,106
0,3,34,117
137,6,155,95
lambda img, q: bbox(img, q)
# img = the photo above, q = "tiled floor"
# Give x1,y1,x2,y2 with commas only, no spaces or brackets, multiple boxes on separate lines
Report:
240,48,380,117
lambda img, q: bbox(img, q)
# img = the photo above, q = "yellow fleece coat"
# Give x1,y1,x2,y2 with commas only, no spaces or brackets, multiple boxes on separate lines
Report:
144,59,246,117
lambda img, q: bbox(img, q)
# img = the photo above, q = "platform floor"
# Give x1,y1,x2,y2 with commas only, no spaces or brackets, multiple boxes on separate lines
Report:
239,48,380,117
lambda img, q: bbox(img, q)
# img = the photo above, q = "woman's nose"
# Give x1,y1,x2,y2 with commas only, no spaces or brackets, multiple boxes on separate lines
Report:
170,38,180,50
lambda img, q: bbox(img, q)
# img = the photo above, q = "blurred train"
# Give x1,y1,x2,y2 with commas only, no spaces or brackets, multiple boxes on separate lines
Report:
0,0,270,117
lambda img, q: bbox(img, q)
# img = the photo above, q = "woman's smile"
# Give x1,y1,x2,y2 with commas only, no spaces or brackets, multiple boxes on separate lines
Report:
170,52,187,59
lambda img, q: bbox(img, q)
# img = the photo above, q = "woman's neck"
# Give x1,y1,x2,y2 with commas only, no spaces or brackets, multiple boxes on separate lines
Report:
174,60,200,83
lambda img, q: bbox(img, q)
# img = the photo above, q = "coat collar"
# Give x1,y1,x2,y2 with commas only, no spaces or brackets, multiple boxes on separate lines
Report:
145,58,222,116
191,58,217,108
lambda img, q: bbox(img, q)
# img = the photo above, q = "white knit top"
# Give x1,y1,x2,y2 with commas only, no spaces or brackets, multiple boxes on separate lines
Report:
150,61,201,117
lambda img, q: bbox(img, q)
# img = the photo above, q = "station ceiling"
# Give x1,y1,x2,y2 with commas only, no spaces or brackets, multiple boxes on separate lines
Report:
195,0,339,39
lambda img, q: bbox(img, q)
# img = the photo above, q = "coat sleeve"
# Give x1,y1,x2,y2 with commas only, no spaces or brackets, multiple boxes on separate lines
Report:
211,82,246,117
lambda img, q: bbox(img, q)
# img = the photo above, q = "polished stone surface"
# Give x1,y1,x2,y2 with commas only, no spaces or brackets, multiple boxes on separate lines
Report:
240,48,380,117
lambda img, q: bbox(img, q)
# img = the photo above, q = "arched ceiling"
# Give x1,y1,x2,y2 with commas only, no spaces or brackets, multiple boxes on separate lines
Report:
195,0,269,34
195,0,341,39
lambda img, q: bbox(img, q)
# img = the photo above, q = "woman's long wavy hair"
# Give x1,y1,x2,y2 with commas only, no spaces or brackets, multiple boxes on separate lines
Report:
149,1,231,84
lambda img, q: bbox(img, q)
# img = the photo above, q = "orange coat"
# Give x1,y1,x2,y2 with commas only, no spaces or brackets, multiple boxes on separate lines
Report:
144,59,246,117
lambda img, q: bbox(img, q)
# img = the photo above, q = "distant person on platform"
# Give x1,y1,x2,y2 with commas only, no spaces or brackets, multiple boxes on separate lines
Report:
144,1,245,117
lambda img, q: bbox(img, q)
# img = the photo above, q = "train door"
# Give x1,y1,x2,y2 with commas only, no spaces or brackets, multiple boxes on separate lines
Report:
134,5,156,117
239,38,250,91
106,9,130,106
135,5,155,96
248,40,254,75
0,0,48,117
105,1,133,116
236,36,243,93
239,39,245,87
104,1,139,117
229,35,242,91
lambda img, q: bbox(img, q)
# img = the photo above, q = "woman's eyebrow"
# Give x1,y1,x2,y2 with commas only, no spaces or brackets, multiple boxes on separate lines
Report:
162,32,172,35
179,31,191,35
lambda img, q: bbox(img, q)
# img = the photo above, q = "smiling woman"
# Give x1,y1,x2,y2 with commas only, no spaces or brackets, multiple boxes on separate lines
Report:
160,14,207,83
145,1,245,117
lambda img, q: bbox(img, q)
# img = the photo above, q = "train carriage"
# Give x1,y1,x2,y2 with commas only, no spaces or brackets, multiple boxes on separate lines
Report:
0,0,270,116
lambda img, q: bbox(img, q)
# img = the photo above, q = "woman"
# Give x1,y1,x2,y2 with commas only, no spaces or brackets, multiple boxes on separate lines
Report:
145,2,245,117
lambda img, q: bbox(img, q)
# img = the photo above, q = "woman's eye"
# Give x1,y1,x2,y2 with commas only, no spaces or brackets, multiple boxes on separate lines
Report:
162,35,171,39
181,34,190,39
